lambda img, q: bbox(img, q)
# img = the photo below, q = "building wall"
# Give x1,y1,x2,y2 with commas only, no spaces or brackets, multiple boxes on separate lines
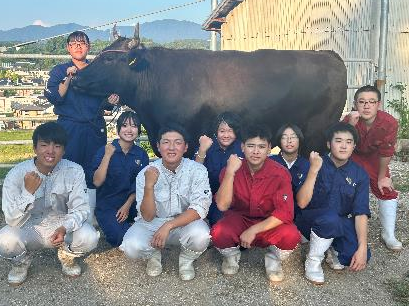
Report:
220,0,409,115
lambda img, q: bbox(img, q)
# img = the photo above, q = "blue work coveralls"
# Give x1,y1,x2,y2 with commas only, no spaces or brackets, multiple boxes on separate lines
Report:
198,138,243,226
295,155,371,266
270,153,310,218
44,61,113,187
91,139,149,247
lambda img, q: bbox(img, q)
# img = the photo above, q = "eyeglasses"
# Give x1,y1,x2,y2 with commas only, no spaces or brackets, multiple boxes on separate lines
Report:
281,136,299,142
356,99,379,106
68,41,89,48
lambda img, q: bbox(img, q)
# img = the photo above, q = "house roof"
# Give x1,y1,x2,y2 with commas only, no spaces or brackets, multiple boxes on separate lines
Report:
202,0,244,31
17,105,45,111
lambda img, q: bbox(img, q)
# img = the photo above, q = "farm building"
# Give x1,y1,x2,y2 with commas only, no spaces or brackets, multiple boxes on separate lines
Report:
203,0,409,115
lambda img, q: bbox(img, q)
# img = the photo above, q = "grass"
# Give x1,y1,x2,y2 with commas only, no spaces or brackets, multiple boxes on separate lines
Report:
0,130,33,141
0,144,34,164
387,277,409,306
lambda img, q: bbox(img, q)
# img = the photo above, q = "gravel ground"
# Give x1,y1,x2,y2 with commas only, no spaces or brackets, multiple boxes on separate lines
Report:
0,160,408,306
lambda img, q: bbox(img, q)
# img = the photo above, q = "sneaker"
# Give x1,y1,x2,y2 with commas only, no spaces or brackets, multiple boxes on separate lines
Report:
57,247,81,277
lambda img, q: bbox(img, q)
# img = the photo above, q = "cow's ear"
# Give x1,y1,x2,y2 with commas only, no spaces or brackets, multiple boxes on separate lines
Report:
128,46,146,69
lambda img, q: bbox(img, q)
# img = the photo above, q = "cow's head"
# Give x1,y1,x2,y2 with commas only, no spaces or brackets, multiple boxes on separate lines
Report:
71,24,148,102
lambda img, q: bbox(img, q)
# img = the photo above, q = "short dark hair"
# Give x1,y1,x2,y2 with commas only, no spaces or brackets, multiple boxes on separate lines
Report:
214,111,242,139
325,122,359,144
354,85,381,102
241,123,272,144
157,123,190,144
116,111,141,135
32,122,68,148
67,31,90,45
275,123,304,150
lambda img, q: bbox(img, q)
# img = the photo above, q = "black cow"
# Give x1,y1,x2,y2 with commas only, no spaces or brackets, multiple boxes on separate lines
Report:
72,35,347,158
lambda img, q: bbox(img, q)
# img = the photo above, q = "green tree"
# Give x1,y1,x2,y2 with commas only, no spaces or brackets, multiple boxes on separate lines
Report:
388,83,409,139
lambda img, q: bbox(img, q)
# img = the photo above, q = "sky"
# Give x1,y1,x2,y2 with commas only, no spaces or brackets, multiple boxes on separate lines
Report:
0,0,213,30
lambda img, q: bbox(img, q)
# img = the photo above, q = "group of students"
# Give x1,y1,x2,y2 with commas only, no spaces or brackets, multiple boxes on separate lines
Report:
0,29,402,287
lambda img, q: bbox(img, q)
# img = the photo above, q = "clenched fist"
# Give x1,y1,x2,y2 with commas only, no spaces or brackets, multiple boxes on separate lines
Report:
24,171,42,194
226,154,242,175
348,111,360,126
144,166,159,188
198,135,213,153
104,143,116,157
309,151,323,174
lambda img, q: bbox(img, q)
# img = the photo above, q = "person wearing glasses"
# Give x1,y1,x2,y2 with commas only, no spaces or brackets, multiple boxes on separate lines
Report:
194,112,244,226
270,124,309,221
120,123,212,281
343,85,402,251
211,124,300,283
44,31,120,225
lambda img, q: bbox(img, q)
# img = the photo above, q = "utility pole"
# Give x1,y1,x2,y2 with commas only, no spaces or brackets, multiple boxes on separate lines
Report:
377,0,389,105
210,0,218,51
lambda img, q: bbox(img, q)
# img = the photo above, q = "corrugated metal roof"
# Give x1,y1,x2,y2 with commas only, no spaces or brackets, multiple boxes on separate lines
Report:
202,0,244,31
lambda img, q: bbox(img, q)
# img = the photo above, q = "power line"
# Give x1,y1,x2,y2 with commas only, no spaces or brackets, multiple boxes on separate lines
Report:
2,0,206,51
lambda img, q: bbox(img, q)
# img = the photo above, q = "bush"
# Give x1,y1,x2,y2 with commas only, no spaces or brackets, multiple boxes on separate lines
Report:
388,83,409,139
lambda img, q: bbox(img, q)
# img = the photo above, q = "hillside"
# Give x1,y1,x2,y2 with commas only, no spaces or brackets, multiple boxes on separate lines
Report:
0,19,209,43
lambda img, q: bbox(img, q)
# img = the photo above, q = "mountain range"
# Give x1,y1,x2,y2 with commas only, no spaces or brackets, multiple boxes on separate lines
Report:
0,19,210,43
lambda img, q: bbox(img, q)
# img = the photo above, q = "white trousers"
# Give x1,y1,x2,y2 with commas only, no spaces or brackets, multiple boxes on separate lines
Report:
0,213,99,263
120,217,210,259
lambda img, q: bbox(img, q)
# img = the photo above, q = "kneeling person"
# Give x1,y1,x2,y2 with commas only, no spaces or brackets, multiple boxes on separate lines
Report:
120,124,212,281
211,124,300,282
296,122,370,285
0,122,99,286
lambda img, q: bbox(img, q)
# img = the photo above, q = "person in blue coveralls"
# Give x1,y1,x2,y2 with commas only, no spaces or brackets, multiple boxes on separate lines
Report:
270,124,310,219
44,31,120,224
91,111,149,247
296,122,370,285
194,112,244,226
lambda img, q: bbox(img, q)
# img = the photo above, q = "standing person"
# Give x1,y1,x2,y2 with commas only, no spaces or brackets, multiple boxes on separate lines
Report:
344,85,402,251
270,123,309,219
211,124,300,282
0,122,99,286
44,31,120,223
91,111,149,247
120,123,212,281
296,122,370,285
195,112,243,226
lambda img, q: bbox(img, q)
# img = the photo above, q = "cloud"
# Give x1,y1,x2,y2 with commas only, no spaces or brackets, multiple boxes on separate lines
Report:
32,20,51,27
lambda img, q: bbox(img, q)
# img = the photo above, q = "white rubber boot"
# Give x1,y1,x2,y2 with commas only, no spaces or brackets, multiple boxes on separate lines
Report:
378,199,402,251
8,255,32,286
218,246,241,275
325,247,345,271
305,231,333,285
57,247,81,277
179,246,202,281
265,245,293,282
146,249,162,277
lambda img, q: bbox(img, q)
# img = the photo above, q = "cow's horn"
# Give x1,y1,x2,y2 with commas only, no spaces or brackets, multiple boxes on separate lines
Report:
134,22,140,40
112,24,119,41
128,23,140,49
